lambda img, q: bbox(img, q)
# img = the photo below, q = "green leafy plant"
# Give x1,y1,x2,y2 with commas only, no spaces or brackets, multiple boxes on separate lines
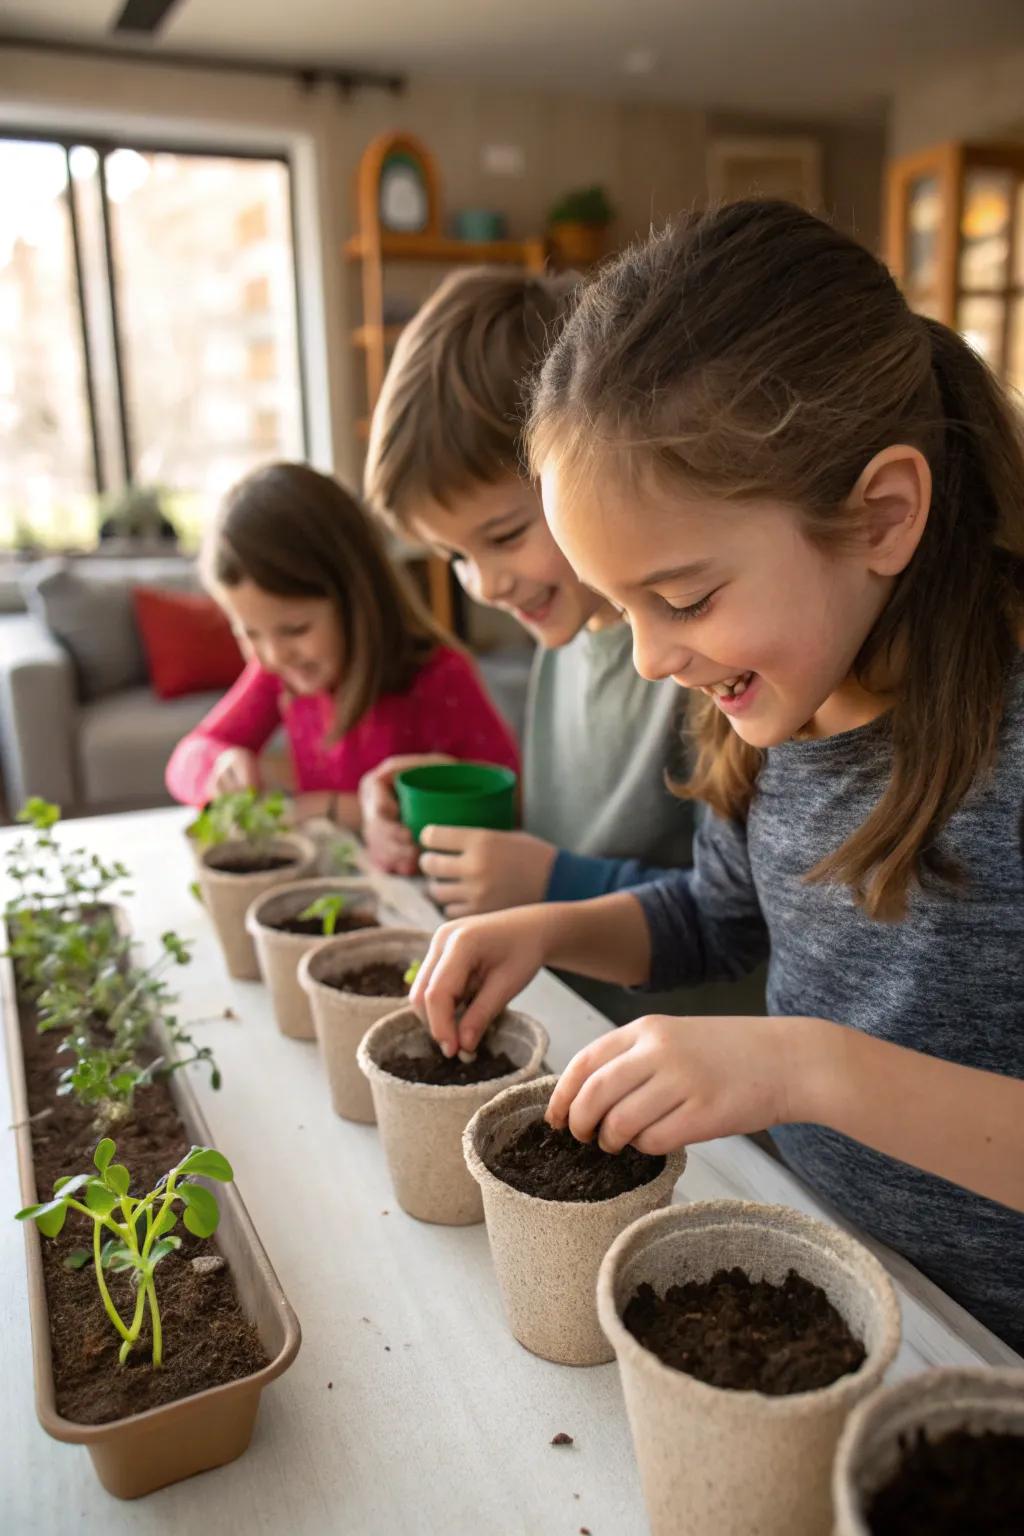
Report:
186,789,288,851
547,185,615,228
17,1138,232,1367
298,893,348,937
325,836,359,875
403,960,422,987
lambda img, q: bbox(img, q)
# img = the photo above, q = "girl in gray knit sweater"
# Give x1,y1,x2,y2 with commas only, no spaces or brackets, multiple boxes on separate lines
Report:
409,203,1024,1350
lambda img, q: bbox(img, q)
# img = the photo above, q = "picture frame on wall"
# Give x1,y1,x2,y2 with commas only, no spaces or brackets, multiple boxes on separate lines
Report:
707,136,823,211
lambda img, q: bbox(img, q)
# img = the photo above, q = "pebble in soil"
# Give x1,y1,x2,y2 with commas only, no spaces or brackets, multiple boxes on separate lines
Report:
486,1120,664,1202
866,1427,1024,1536
325,960,410,997
380,1037,517,1085
623,1266,865,1394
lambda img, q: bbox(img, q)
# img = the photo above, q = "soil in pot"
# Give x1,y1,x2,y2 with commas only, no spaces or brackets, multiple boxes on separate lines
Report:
485,1120,664,1201
324,960,409,997
268,909,379,938
380,1037,516,1085
19,1001,268,1424
202,849,299,875
623,1265,865,1395
865,1427,1024,1536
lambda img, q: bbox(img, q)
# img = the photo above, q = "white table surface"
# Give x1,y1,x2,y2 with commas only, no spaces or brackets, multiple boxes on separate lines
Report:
1,807,1019,1535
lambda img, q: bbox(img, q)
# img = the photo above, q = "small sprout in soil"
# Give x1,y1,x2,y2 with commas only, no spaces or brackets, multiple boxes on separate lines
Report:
403,960,422,987
298,893,348,937
187,788,289,850
551,1432,574,1446
16,1138,233,1368
325,837,359,874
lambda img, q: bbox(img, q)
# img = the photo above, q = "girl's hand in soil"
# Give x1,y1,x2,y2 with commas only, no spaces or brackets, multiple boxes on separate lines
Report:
210,747,261,796
409,906,555,1057
546,1014,806,1156
357,753,455,876
418,827,558,917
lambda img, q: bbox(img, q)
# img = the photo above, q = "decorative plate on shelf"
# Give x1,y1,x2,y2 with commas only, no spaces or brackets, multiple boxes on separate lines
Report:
379,148,430,233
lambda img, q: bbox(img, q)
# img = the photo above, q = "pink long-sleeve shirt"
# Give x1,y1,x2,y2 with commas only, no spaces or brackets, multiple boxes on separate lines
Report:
165,647,519,807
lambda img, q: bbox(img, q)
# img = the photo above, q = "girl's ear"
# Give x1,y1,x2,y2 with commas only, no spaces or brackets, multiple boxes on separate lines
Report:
846,445,932,576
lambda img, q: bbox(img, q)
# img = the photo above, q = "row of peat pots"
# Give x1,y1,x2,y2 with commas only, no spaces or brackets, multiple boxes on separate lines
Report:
8,819,1024,1527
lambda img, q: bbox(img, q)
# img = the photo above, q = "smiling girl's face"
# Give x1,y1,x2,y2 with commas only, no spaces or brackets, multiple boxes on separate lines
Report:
540,467,903,745
219,582,344,696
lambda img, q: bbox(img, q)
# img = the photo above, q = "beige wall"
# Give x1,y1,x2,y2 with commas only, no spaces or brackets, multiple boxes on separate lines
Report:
888,47,1024,158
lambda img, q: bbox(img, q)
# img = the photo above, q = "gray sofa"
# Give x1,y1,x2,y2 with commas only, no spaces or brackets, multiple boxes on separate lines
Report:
0,556,223,817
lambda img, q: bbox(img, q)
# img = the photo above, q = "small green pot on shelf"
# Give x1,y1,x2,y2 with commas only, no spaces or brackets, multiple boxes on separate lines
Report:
395,763,517,842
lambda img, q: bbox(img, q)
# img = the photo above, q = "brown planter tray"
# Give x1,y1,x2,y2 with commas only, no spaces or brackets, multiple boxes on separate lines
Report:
1,915,302,1500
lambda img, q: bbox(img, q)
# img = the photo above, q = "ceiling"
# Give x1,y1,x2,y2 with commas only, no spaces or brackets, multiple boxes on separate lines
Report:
3,0,1024,122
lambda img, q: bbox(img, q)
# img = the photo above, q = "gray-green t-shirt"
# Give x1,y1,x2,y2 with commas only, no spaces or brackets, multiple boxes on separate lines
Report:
522,622,693,865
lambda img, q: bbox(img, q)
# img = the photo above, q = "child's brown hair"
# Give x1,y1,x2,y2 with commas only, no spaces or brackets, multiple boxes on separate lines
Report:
364,266,577,525
528,201,1024,921
204,462,448,735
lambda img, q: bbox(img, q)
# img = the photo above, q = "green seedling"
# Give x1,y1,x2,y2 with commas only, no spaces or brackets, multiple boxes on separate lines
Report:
403,960,422,987
325,837,359,875
298,893,348,937
187,789,288,850
16,1138,233,1368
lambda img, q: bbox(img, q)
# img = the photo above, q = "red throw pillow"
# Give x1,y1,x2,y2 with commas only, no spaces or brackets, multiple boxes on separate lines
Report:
132,585,245,701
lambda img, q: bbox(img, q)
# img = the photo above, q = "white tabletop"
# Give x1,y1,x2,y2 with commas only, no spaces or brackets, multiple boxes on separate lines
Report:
1,807,1019,1535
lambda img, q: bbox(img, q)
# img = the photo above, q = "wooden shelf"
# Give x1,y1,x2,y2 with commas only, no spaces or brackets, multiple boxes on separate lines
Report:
345,231,545,266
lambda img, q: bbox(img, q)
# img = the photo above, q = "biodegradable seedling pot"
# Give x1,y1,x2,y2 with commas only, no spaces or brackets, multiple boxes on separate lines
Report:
298,927,431,1122
463,1075,686,1366
833,1366,1024,1535
357,1007,548,1225
596,1200,901,1536
394,762,517,842
2,920,301,1500
195,833,316,981
245,876,379,1041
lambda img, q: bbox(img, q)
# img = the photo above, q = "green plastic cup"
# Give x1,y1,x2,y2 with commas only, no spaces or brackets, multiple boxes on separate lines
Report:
395,763,517,843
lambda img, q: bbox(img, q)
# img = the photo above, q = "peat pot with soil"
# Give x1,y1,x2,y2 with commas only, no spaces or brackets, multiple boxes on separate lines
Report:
195,828,317,982
356,1007,548,1224
245,877,380,1041
463,1075,686,1365
298,928,430,1122
833,1366,1024,1536
596,1200,900,1536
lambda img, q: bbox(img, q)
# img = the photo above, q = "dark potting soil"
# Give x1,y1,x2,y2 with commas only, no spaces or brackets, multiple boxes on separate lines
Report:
486,1120,664,1202
623,1266,865,1394
203,849,298,875
866,1428,1024,1536
269,909,379,937
17,995,268,1425
380,1038,517,1085
325,961,410,997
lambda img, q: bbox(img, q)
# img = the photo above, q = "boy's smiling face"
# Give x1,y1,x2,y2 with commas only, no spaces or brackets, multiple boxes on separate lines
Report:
407,476,605,648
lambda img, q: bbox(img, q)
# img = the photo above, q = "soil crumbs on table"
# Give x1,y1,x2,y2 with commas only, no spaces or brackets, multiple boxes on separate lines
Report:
623,1266,865,1394
203,849,298,875
20,1002,268,1424
487,1120,664,1201
380,1038,516,1085
325,960,409,997
269,909,379,936
867,1428,1024,1536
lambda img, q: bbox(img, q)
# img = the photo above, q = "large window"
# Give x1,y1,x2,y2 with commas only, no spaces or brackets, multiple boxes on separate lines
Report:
0,134,306,552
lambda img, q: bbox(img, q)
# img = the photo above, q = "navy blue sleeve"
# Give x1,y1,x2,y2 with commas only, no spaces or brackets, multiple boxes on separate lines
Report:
544,848,672,902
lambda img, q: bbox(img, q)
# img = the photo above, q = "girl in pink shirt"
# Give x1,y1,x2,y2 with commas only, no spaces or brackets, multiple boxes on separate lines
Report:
165,463,518,826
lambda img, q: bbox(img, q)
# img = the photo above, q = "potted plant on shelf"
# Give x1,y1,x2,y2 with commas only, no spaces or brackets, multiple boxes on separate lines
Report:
832,1366,1024,1536
463,1075,686,1365
298,928,430,1122
190,791,317,980
3,799,301,1499
356,1006,548,1225
546,184,615,267
244,877,381,1040
595,1200,900,1536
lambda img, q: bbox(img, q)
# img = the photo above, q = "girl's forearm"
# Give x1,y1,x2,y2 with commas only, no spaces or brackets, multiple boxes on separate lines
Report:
543,892,652,986
795,1019,1024,1213
290,791,362,831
